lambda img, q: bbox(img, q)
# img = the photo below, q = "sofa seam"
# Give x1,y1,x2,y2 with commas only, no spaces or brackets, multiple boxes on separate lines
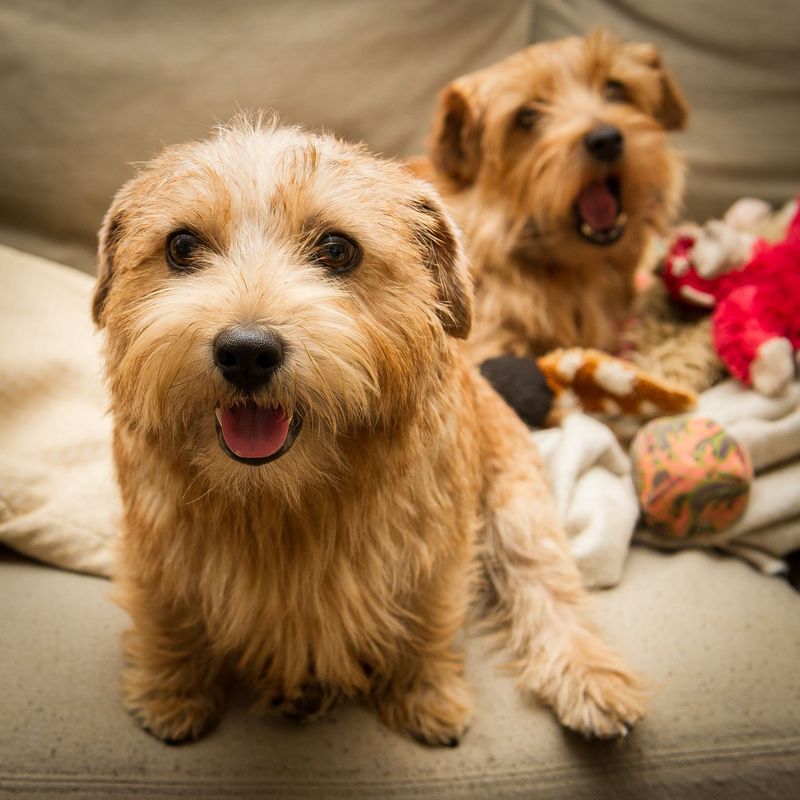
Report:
2,736,799,795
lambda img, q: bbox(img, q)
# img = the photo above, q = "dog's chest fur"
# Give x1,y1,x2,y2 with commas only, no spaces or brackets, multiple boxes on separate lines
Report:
462,253,635,363
116,417,480,696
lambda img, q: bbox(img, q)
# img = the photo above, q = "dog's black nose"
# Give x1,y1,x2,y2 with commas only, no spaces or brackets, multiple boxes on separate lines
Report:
584,125,624,163
213,326,284,390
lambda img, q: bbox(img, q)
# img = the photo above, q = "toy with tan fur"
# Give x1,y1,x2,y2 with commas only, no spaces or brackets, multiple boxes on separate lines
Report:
481,348,695,428
540,348,695,417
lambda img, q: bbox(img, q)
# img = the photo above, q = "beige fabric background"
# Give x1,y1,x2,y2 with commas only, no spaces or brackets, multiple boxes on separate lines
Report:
0,0,532,272
2,1,799,275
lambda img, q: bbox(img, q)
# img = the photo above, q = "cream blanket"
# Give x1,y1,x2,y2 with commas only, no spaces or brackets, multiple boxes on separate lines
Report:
634,381,800,576
539,381,800,587
0,246,117,575
1,245,798,585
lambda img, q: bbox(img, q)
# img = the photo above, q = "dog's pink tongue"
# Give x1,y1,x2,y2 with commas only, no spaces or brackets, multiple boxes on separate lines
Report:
218,402,289,459
577,181,618,231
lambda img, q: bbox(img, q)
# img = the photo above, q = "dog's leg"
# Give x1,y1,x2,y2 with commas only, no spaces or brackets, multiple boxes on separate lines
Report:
372,565,473,747
118,577,227,743
481,413,647,738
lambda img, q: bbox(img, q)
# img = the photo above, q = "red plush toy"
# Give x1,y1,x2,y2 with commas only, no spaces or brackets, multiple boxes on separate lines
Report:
663,198,800,396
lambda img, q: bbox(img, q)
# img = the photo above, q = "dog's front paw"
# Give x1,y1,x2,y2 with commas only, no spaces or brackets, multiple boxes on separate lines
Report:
375,673,472,747
122,670,224,743
125,690,223,743
552,646,647,739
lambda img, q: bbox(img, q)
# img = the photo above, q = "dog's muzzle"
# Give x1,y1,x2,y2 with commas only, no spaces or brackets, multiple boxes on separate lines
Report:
212,326,301,465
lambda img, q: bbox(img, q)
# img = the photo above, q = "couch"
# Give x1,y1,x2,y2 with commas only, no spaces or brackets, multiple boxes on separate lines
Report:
1,2,799,797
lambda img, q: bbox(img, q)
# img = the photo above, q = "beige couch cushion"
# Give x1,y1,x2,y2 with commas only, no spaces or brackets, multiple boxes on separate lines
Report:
2,544,798,798
0,0,531,273
2,1,798,275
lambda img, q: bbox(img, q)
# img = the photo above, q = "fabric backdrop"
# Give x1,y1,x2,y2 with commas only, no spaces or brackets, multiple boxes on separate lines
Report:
1,1,798,274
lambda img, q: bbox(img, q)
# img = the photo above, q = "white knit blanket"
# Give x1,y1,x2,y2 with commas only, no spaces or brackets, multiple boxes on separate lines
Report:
535,383,800,587
1,245,799,585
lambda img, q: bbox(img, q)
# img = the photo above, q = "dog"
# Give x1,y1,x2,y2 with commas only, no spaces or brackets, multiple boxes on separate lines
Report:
411,30,688,363
92,118,646,746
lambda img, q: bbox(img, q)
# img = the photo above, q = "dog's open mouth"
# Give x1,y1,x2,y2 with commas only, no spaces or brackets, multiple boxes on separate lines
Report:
575,177,627,245
214,401,302,466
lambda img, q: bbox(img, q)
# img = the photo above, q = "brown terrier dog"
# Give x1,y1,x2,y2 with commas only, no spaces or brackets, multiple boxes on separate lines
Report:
93,119,645,746
412,30,688,363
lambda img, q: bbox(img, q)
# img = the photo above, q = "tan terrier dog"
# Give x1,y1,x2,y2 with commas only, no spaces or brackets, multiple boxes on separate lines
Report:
93,119,646,746
412,30,688,363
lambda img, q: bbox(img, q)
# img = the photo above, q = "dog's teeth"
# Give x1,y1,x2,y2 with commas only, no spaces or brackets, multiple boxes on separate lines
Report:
581,222,594,237
617,212,628,226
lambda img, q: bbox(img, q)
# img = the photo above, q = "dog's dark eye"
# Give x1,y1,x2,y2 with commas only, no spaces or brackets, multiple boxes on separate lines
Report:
604,80,628,103
166,230,201,271
515,107,539,130
311,233,361,274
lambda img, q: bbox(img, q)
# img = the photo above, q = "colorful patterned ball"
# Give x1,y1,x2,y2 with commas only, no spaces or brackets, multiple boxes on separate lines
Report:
631,416,752,538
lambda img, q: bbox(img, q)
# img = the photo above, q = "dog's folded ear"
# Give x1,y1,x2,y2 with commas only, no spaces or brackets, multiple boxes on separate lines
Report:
428,84,483,186
653,63,689,131
92,207,125,327
624,42,689,131
413,195,473,339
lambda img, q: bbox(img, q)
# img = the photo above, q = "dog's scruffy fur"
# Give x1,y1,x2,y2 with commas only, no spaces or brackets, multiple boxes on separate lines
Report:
93,119,645,746
411,30,688,362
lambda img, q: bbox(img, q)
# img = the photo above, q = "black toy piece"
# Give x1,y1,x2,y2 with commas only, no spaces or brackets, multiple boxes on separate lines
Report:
479,355,554,428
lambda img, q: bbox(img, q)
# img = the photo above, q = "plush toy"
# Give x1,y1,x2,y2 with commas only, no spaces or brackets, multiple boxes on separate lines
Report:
662,196,800,395
480,349,696,428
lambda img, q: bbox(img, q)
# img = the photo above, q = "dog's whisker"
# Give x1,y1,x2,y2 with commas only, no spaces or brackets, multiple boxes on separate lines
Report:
179,468,209,505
